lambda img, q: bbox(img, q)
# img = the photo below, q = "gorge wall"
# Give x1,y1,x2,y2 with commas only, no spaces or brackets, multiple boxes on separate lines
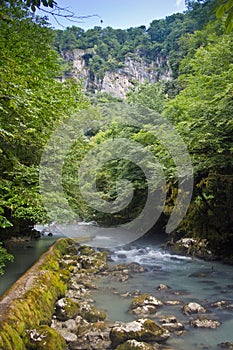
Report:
61,49,172,98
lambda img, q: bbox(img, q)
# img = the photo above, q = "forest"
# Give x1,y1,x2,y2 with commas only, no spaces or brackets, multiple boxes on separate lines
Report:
0,0,233,273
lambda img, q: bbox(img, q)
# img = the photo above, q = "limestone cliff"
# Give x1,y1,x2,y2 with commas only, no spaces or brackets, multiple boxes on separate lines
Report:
61,49,172,98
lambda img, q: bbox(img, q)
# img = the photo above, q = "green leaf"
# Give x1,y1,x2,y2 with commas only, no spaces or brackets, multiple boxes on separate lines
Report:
216,4,226,18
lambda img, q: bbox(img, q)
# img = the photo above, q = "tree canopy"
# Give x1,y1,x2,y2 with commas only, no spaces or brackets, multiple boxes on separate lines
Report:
1,0,233,273
0,0,89,270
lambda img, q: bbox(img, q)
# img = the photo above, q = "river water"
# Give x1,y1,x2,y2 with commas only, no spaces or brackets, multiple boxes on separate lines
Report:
0,225,232,349
0,235,59,296
92,237,233,350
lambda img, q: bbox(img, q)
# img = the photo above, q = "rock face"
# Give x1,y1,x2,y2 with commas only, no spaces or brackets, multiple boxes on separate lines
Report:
110,318,170,348
61,49,172,98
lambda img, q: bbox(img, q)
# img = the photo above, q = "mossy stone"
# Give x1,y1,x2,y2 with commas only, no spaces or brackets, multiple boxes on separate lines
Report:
0,323,26,350
77,252,107,272
116,339,154,350
80,304,106,322
131,294,162,309
110,319,170,348
55,298,80,321
23,325,66,350
77,245,96,256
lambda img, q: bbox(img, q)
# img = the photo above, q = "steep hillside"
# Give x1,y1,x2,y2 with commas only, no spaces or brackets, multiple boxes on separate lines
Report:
55,0,217,97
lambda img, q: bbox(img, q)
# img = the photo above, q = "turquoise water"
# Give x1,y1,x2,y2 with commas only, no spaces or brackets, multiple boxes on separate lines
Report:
92,239,233,350
0,235,58,296
1,225,232,349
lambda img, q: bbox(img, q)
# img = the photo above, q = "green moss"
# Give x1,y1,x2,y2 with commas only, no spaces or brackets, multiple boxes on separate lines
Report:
77,251,107,272
56,298,80,321
23,325,66,350
0,331,14,350
0,239,74,348
77,245,96,255
116,340,154,350
58,269,71,282
110,319,170,348
80,304,106,322
131,294,151,308
0,324,25,350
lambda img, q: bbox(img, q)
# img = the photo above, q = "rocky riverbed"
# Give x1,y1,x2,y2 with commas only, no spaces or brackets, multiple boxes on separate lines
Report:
49,244,233,350
1,239,233,350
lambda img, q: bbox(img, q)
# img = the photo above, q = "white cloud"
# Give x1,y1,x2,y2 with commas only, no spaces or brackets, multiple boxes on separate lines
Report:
176,0,183,7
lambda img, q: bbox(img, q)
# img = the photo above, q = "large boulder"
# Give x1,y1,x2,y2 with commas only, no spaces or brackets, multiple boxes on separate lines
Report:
77,252,107,272
127,263,147,273
172,238,213,259
110,318,170,348
55,298,80,321
24,325,66,350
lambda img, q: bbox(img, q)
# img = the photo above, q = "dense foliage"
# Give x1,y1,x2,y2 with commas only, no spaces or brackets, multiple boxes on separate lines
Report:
215,0,233,32
1,0,233,274
54,0,217,81
0,1,88,270
163,21,233,255
55,1,233,257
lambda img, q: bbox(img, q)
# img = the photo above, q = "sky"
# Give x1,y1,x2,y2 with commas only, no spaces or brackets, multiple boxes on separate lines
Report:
38,0,187,30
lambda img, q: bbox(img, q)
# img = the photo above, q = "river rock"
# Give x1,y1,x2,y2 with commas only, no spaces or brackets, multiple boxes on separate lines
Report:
172,238,213,259
190,318,221,328
164,300,181,306
119,274,130,282
182,302,206,315
79,302,106,322
76,246,108,272
131,294,163,309
131,295,163,316
56,329,78,342
218,342,233,348
77,245,96,255
70,322,112,350
157,284,171,291
159,315,184,332
117,254,128,259
127,262,147,273
77,253,107,272
24,325,66,350
115,339,156,350
62,319,77,332
55,298,80,321
110,318,170,348
210,300,230,309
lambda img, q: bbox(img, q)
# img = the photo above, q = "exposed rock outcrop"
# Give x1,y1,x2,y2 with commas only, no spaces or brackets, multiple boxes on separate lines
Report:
61,49,172,98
